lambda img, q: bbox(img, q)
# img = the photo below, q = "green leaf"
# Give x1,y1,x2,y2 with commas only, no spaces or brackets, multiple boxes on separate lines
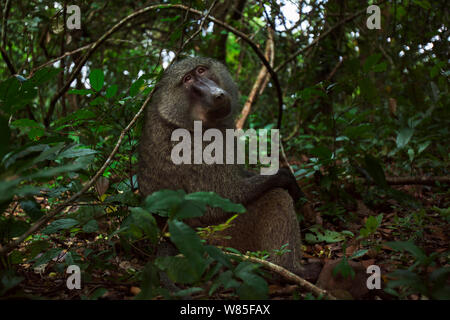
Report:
364,155,388,188
332,258,355,279
396,128,414,149
343,124,373,140
143,190,186,217
89,97,106,106
42,218,79,234
309,146,332,160
122,207,158,242
385,241,427,262
305,227,348,244
204,245,233,269
67,89,93,95
20,199,43,222
412,0,431,10
106,84,118,98
417,141,431,154
235,262,268,299
30,67,62,84
185,192,246,213
0,218,30,238
0,115,10,158
363,53,382,73
0,78,20,113
89,69,104,91
57,145,97,159
386,269,427,293
373,62,387,72
82,220,99,233
32,248,62,267
11,118,45,140
0,271,24,295
349,249,368,260
209,270,240,295
168,220,208,279
155,256,199,285
135,262,162,299
130,78,145,97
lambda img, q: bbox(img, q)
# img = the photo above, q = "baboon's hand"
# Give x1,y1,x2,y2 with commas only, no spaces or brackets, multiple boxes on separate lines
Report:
277,168,305,202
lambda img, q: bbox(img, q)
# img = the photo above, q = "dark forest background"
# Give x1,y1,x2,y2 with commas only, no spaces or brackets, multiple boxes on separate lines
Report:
0,0,448,300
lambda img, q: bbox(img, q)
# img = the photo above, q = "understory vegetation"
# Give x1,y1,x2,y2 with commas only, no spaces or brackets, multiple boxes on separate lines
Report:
0,0,448,300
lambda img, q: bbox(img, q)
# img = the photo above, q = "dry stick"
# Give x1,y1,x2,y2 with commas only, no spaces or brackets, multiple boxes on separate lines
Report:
235,27,274,130
227,253,337,300
385,176,450,186
31,44,92,73
326,57,344,82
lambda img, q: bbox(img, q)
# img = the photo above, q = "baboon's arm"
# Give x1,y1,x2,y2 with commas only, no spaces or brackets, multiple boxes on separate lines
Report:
234,168,303,205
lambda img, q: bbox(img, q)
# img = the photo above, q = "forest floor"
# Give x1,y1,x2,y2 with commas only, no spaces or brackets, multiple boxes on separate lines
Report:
11,182,450,300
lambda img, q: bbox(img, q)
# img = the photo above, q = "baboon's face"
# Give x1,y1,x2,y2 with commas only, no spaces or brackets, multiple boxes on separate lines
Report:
155,57,239,130
182,64,232,124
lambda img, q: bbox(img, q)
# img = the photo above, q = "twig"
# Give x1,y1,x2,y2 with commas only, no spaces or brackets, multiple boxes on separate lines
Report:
326,57,344,82
174,0,218,57
227,252,336,300
236,27,274,130
385,176,450,186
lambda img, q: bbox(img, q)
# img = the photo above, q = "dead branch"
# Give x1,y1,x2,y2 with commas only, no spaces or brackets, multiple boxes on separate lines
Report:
236,27,274,129
386,176,450,186
227,253,336,300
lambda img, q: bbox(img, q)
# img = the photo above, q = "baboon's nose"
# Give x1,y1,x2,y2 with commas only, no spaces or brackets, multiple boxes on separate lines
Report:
214,92,225,101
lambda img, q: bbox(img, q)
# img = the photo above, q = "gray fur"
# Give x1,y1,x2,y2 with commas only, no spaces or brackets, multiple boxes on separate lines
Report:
138,57,305,275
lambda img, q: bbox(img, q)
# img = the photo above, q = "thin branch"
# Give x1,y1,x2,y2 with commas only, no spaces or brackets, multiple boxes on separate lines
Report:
227,252,336,300
236,27,274,130
386,176,450,186
174,0,217,57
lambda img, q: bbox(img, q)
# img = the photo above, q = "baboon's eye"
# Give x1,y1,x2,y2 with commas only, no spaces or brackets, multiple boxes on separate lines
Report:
183,74,192,83
197,67,206,74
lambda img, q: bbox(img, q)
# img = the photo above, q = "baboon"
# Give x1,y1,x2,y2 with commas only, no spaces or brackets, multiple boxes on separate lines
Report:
138,57,309,278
